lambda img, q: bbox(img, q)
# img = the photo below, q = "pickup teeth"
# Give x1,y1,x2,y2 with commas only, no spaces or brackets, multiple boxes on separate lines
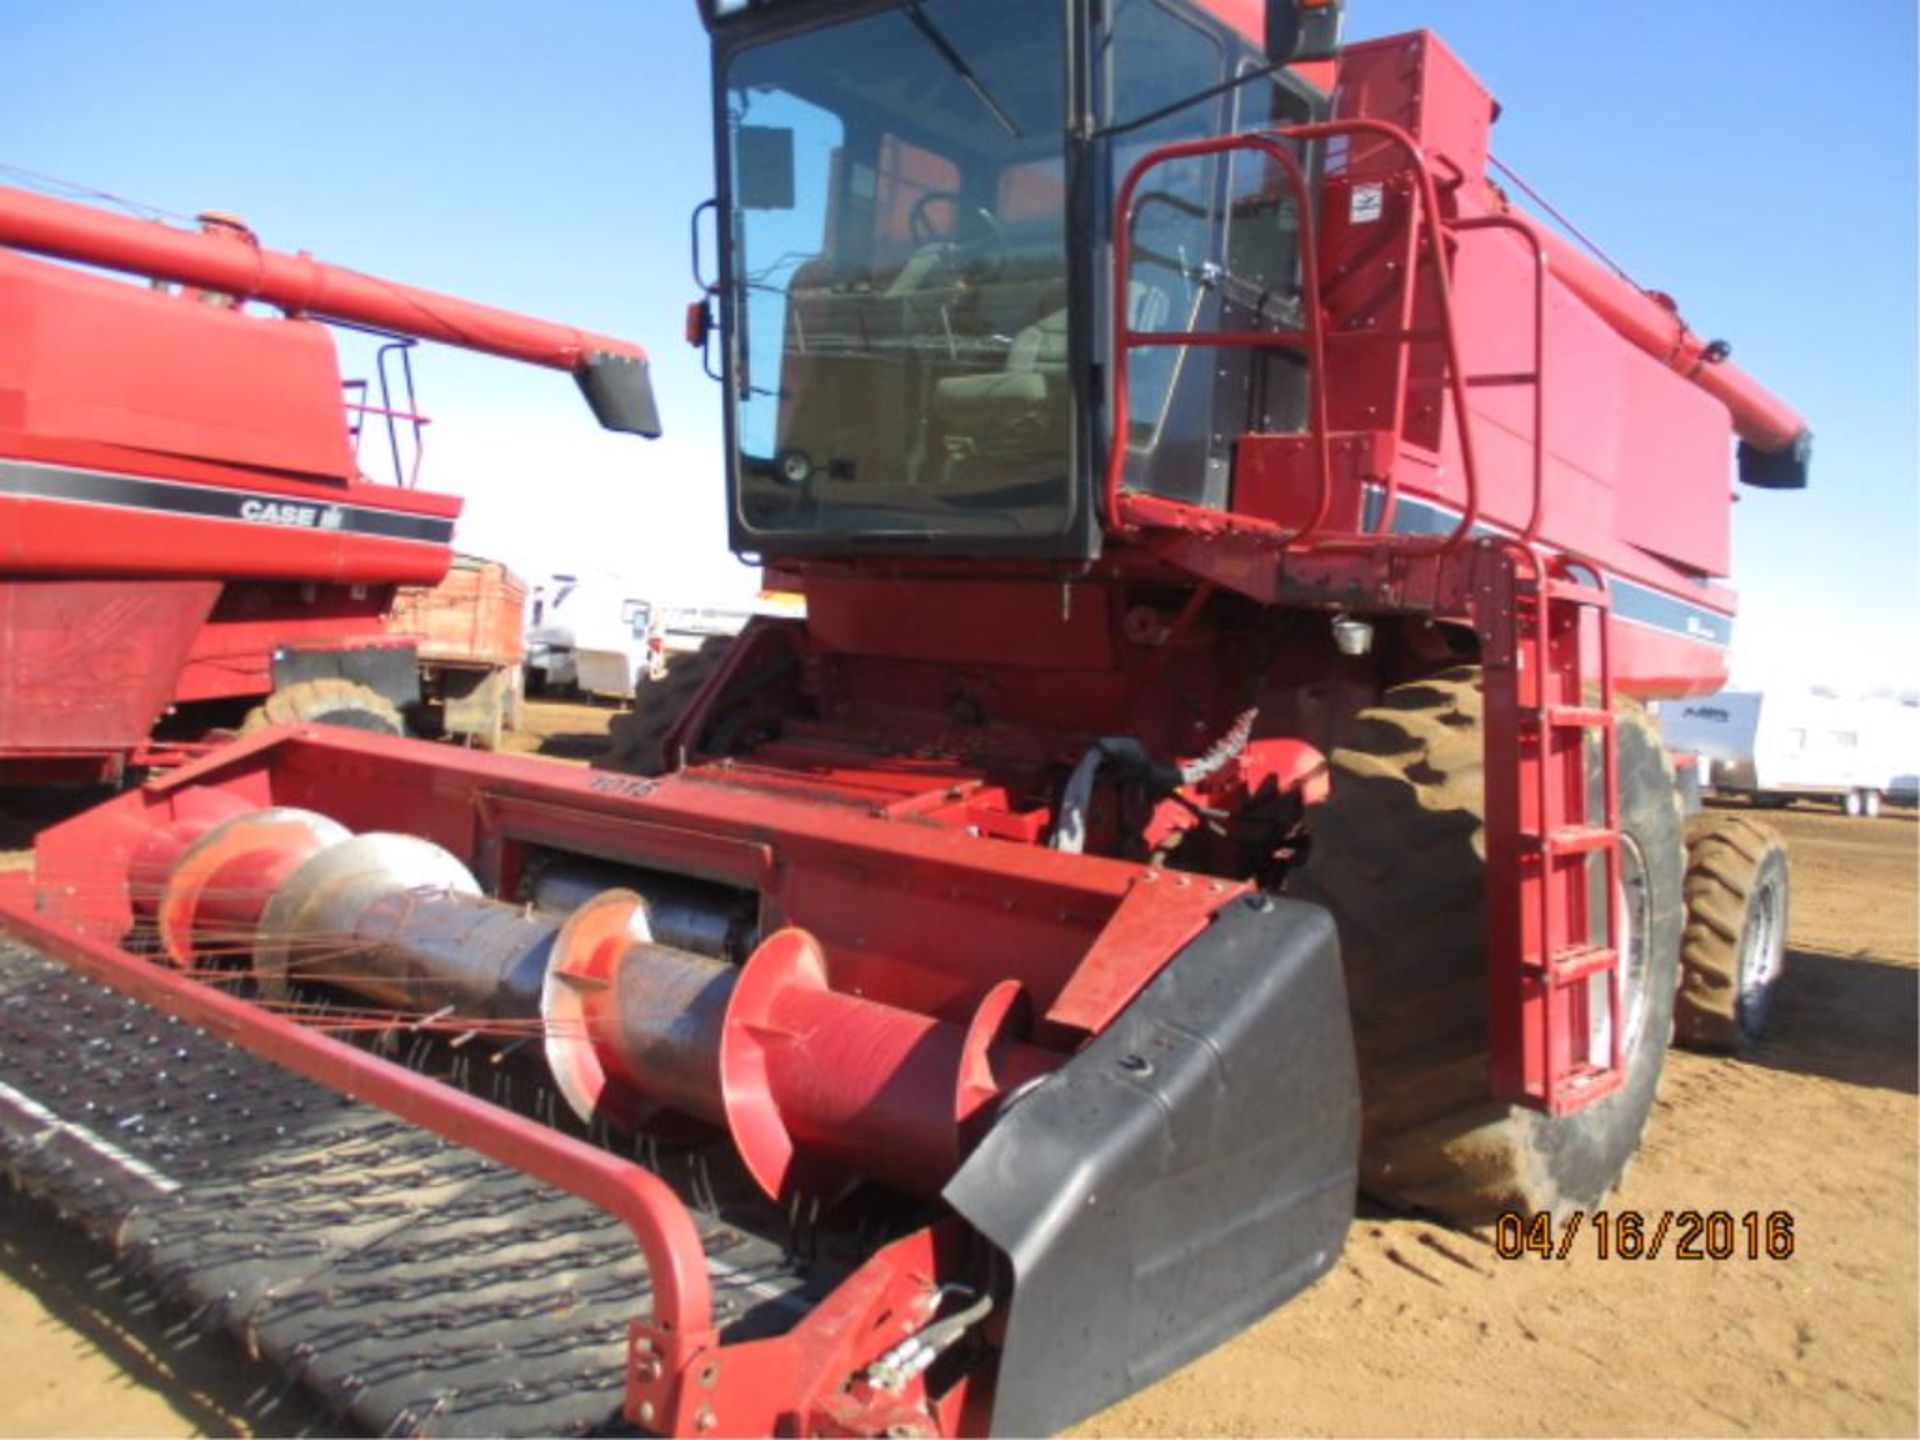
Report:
0,942,811,1437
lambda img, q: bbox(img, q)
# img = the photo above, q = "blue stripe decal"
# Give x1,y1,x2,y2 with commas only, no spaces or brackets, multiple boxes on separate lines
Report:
1359,489,1733,649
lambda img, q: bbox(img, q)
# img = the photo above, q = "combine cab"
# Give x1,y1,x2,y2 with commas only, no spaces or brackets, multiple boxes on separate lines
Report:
0,2,1806,1435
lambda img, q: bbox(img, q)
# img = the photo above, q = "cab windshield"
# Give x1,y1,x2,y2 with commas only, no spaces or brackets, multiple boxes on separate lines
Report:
723,1,1073,547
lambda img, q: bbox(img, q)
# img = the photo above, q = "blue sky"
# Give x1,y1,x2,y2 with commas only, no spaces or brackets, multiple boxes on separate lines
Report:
5,1,1914,692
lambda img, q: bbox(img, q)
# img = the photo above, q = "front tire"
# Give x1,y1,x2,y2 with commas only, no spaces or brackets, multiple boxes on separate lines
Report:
240,678,405,737
600,637,732,776
1290,666,1683,1225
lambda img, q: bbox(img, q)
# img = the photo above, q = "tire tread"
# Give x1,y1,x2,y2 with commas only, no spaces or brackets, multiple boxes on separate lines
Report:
1290,666,1682,1224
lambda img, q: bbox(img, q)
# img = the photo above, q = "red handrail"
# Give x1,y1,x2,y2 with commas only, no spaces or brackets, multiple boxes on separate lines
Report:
1105,118,1490,559
1107,130,1334,542
1452,213,1548,544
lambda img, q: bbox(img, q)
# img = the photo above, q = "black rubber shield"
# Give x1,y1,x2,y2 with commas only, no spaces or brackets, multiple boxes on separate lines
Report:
1737,427,1812,489
575,352,664,438
946,895,1359,1437
272,642,422,710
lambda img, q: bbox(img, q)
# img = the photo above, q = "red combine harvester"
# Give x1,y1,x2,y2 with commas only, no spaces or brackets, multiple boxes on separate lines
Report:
0,2,1807,1435
0,184,658,785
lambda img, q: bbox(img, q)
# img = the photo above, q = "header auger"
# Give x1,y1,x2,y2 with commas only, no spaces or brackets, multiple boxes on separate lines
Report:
0,2,1804,1434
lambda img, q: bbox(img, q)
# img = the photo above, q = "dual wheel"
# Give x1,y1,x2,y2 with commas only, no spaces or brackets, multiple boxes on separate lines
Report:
1672,812,1790,1049
1293,667,1790,1226
1843,788,1883,819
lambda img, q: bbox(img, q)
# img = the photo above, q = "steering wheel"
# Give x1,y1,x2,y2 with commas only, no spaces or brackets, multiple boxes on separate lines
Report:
907,190,1007,281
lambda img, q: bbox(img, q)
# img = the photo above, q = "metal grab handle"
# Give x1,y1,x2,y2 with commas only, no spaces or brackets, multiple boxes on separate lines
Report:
1107,130,1333,543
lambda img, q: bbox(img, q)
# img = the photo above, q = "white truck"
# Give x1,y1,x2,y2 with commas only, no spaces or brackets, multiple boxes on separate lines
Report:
656,592,806,656
1656,690,1915,817
524,572,664,702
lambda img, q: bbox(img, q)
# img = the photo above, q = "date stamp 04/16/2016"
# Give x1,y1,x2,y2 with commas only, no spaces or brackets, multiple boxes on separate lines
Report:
1494,1209,1797,1262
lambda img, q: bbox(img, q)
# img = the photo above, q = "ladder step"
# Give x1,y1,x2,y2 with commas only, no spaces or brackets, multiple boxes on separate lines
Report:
1464,372,1539,389
1546,579,1610,608
1545,944,1617,984
1530,825,1618,856
1536,705,1615,730
1545,1064,1626,1115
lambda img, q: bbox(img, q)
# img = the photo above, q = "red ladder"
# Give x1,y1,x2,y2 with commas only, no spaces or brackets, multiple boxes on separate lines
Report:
1494,554,1627,1113
1448,213,1627,1115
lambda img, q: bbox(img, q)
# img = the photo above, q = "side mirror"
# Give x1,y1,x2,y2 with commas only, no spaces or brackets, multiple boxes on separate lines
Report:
1268,0,1344,64
737,125,797,211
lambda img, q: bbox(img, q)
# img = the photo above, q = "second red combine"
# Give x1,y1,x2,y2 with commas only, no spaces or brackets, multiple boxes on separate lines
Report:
0,183,658,783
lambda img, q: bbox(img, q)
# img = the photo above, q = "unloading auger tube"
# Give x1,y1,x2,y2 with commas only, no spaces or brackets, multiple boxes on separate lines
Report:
0,182,661,435
146,805,1062,1203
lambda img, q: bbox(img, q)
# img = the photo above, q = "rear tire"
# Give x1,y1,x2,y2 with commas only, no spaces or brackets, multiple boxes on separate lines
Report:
1672,812,1789,1052
1290,666,1682,1225
240,679,405,737
600,637,732,776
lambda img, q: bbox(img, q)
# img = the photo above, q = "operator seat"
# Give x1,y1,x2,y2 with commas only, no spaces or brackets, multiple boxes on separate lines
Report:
929,307,1066,440
931,284,1171,451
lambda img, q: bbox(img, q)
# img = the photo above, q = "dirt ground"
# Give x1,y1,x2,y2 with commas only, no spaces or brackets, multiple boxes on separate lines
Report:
1085,802,1918,1439
494,694,620,762
0,715,1913,1438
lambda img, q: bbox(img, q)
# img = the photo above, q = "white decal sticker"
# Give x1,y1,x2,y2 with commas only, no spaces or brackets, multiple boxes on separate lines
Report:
240,498,323,527
1350,183,1385,225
